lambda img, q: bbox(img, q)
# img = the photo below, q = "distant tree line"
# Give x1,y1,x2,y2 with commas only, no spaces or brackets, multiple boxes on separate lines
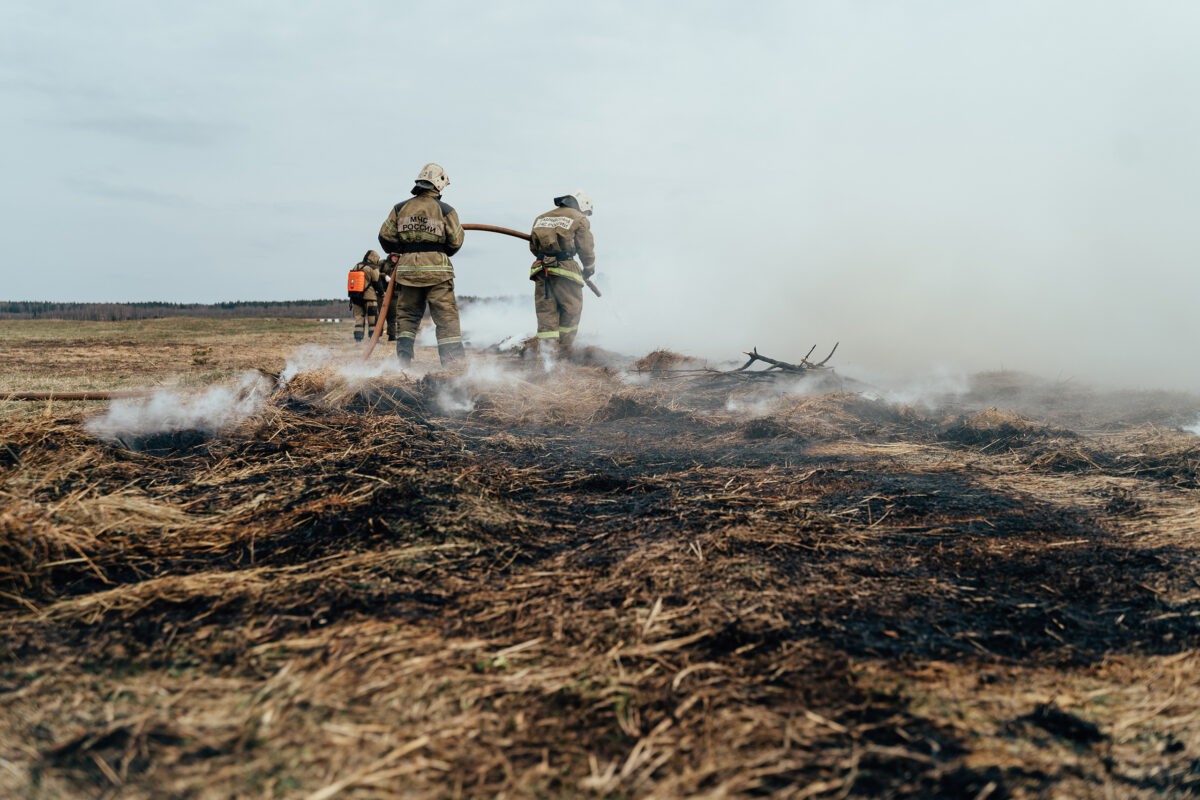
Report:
0,297,508,321
0,300,351,321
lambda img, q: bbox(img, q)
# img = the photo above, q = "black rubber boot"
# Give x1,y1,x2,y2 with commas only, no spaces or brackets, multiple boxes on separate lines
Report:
387,330,397,342
353,329,364,343
438,342,466,367
396,338,414,368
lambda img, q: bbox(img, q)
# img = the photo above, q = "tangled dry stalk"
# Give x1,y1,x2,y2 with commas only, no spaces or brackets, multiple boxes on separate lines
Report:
2,331,1200,798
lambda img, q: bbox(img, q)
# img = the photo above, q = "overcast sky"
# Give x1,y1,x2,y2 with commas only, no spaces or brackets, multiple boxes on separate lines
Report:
1,1,1197,389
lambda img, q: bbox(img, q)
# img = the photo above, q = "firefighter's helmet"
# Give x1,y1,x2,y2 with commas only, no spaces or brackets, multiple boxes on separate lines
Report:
414,162,450,192
555,190,593,216
571,190,593,216
362,250,381,265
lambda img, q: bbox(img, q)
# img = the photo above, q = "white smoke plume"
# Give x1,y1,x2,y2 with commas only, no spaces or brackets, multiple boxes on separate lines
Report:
87,340,424,445
854,366,972,409
279,343,408,383
724,375,826,417
86,371,273,442
1185,419,1200,437
280,341,464,384
459,297,533,350
433,358,525,416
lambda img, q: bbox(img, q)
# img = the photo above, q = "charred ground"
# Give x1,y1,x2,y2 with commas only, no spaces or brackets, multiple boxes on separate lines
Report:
2,321,1199,798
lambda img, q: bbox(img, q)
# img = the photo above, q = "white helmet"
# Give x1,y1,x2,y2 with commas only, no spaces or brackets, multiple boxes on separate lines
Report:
414,162,450,192
557,189,592,216
571,189,593,216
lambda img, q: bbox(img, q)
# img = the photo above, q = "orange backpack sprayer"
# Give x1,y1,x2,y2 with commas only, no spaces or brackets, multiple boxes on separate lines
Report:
347,267,367,300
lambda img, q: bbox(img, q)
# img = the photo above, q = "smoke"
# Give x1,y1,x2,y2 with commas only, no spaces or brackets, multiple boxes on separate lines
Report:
86,371,273,442
1185,419,1200,437
724,374,827,417
279,343,409,383
86,340,413,443
459,297,534,349
854,366,972,409
433,358,525,416
278,344,334,385
457,293,673,368
450,5,1200,396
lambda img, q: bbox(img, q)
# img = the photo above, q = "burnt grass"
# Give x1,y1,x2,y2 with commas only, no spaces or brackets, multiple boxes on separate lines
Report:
463,419,1197,666
2,366,1200,798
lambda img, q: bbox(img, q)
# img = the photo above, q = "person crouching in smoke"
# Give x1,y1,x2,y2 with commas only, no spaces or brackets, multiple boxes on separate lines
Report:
528,190,595,358
347,250,388,343
377,163,466,368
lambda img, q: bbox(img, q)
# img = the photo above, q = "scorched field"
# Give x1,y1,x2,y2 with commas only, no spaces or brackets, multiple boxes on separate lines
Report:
2,318,1199,799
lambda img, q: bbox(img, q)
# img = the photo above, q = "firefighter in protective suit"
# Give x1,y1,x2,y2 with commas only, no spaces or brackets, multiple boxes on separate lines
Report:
378,163,466,367
529,190,596,354
348,250,392,342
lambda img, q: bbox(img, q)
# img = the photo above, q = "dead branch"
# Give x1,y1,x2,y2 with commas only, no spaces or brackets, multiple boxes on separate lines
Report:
721,344,840,377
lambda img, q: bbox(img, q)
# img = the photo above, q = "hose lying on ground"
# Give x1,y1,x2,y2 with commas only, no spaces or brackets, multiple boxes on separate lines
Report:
3,390,151,401
3,369,282,402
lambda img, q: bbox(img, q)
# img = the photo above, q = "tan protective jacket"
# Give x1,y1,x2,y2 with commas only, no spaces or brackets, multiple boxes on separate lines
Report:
356,251,384,303
528,206,595,285
378,189,465,288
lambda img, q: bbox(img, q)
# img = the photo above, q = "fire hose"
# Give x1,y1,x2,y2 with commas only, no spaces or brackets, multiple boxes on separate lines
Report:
3,390,150,402
3,367,284,403
361,223,602,359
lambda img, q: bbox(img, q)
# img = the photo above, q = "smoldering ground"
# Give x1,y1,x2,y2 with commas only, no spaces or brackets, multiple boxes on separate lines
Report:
6,332,1200,797
448,297,1200,432
80,284,1200,444
84,370,274,447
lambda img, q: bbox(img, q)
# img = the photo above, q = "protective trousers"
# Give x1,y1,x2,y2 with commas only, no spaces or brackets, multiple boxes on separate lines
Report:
352,300,378,342
394,280,465,367
533,274,584,351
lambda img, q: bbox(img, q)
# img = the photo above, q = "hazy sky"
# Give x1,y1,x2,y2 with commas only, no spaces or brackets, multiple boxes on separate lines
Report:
2,1,1198,389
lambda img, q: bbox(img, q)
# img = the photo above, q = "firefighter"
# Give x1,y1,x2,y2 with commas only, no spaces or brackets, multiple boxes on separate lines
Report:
347,250,388,342
529,190,596,355
378,163,466,368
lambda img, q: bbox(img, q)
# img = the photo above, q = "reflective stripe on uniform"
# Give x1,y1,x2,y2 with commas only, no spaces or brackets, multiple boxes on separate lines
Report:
547,267,584,285
528,265,585,285
436,335,462,345
558,325,578,334
397,331,417,340
536,331,559,339
396,253,451,271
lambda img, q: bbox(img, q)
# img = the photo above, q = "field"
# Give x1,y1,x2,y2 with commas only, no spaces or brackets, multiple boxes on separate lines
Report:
2,318,1200,798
